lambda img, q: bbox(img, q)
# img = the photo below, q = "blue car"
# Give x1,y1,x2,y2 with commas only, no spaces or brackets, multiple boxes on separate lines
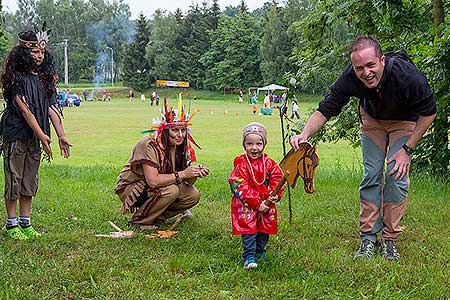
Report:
66,93,81,107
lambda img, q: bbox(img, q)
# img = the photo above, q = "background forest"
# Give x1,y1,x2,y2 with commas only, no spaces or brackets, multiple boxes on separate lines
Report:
0,0,449,175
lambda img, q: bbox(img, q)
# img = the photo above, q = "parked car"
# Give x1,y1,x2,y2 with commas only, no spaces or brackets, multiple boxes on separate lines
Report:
65,93,81,107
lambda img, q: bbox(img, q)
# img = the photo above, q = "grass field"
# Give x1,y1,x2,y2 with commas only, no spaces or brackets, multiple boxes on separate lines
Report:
0,93,449,299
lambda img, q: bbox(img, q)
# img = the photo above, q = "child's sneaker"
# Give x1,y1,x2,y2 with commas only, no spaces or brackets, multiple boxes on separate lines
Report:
243,256,258,269
256,252,268,262
20,225,42,238
2,225,28,240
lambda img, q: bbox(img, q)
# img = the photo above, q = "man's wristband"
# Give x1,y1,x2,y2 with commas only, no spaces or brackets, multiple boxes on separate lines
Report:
174,171,181,185
402,144,414,155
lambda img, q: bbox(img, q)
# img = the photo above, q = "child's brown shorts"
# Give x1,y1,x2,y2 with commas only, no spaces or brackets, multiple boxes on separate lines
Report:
3,139,41,201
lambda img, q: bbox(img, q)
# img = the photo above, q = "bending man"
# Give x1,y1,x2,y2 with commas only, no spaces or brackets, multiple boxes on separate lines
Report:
290,36,436,260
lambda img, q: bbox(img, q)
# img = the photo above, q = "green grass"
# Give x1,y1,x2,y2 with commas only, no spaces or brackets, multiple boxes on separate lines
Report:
0,94,449,299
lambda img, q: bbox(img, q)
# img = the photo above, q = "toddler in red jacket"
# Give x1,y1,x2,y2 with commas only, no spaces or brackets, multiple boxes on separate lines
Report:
229,122,284,269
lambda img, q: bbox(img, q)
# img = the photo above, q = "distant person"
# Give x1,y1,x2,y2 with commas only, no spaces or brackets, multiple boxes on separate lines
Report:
290,35,436,261
229,122,284,269
140,94,146,101
193,96,197,103
82,89,88,101
128,89,134,103
239,89,243,103
291,97,300,119
280,95,288,117
0,26,72,240
102,89,107,101
151,91,156,106
250,96,258,115
60,89,67,107
263,93,270,108
155,95,160,106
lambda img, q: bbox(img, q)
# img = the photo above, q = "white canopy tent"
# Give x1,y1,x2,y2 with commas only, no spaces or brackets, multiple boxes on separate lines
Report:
257,84,288,94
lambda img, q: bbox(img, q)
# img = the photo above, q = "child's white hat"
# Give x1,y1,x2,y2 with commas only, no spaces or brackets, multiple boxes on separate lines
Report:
242,122,267,146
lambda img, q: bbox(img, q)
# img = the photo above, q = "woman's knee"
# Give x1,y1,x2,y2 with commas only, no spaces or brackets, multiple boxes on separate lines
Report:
161,184,180,199
190,188,201,205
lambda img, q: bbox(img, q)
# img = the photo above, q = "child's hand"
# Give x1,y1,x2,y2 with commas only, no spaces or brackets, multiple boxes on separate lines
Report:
268,195,278,203
258,202,269,213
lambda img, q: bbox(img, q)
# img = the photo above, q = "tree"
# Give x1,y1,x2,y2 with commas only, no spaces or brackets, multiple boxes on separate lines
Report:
409,1,449,176
177,3,216,88
121,13,151,91
260,4,294,84
201,11,262,89
17,0,37,28
146,9,183,82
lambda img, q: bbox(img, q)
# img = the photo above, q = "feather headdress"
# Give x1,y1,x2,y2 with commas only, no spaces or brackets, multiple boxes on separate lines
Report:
141,96,201,150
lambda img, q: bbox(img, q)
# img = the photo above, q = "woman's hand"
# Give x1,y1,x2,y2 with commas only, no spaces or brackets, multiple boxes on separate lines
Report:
194,164,209,178
180,164,209,179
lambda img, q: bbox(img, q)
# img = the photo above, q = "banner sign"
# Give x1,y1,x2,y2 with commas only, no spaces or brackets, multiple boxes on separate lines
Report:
156,80,189,88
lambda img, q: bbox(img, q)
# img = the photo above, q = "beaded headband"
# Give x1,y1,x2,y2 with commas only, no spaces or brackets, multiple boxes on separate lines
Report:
19,22,51,51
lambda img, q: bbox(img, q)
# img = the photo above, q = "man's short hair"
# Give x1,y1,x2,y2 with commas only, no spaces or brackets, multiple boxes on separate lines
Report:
348,36,382,57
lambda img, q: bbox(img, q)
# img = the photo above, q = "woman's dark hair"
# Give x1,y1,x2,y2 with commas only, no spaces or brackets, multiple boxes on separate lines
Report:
1,30,58,100
160,128,188,173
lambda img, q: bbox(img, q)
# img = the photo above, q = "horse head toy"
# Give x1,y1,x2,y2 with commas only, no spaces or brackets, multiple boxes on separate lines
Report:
279,142,319,194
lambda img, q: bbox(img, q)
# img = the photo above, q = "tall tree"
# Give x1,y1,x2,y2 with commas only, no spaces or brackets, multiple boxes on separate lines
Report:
201,11,262,89
239,0,248,13
260,4,293,84
146,9,183,82
208,0,221,29
0,3,14,69
17,0,37,28
122,13,151,91
410,0,449,176
178,3,212,88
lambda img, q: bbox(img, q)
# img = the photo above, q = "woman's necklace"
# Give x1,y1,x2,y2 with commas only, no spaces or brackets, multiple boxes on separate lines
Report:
245,153,266,186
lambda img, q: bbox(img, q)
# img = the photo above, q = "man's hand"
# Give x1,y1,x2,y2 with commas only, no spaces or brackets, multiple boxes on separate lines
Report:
290,111,328,151
387,148,410,180
58,136,72,158
290,133,308,151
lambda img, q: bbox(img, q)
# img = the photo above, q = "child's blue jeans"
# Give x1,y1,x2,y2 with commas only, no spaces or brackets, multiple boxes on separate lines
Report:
242,232,269,260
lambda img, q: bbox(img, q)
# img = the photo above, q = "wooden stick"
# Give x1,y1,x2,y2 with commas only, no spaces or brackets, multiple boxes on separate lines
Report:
167,213,187,231
109,221,123,232
263,171,290,206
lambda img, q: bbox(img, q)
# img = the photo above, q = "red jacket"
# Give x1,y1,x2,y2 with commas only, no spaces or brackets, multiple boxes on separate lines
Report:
229,153,284,235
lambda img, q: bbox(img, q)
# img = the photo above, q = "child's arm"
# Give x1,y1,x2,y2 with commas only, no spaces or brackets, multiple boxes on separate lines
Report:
49,105,71,158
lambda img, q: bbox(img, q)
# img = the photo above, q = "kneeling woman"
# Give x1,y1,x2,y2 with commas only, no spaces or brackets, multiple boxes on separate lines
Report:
115,101,209,229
